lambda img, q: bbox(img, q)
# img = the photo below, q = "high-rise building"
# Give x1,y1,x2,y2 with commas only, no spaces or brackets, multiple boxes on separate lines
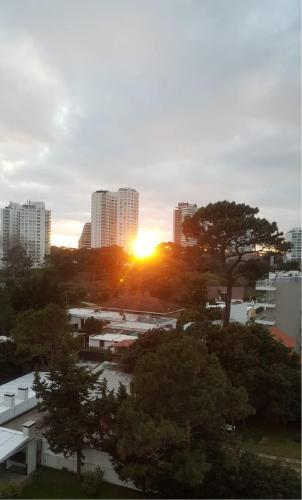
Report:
173,202,198,246
286,227,301,262
91,188,139,253
0,201,51,267
116,188,139,253
79,222,91,249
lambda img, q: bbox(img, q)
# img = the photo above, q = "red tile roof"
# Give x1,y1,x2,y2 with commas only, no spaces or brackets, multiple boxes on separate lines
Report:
115,339,136,348
269,327,296,349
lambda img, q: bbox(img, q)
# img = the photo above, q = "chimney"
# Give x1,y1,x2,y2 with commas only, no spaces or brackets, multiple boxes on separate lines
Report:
18,386,29,401
22,420,36,438
4,393,15,408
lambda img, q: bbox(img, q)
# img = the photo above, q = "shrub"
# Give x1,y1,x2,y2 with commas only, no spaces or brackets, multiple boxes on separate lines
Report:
81,467,104,498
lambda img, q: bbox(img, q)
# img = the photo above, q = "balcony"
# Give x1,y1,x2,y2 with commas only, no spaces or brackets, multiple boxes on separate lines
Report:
255,298,276,308
255,280,276,291
255,318,276,326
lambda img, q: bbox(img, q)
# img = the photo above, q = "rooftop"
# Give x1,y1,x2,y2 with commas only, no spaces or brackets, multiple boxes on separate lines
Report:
0,426,31,464
90,333,138,342
0,373,48,425
269,327,296,349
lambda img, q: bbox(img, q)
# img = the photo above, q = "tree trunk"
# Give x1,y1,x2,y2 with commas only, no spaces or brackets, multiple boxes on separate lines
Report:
223,277,233,327
76,450,82,477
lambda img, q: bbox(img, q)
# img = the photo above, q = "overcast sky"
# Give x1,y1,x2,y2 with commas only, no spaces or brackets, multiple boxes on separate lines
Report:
0,0,300,246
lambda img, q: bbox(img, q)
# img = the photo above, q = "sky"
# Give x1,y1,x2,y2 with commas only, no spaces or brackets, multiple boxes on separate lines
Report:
0,0,300,247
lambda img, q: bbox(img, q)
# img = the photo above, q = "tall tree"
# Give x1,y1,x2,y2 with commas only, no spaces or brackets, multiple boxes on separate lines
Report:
187,322,301,423
183,201,289,326
110,335,253,496
33,355,101,476
11,303,73,369
4,245,32,277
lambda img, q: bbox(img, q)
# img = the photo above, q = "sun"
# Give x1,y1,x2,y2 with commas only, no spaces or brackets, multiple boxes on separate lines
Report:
133,232,159,259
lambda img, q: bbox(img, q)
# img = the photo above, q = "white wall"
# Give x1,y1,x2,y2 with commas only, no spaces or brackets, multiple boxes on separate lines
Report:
41,439,136,489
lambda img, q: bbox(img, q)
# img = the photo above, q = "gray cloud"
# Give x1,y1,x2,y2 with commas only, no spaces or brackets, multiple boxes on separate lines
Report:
0,0,300,245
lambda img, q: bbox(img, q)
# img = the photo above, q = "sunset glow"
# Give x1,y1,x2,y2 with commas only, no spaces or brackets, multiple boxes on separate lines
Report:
133,232,159,259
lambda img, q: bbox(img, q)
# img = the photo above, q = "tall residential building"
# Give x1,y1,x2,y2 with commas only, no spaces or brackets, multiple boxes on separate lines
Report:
79,222,91,249
173,202,198,246
286,227,301,262
116,188,139,252
0,201,51,267
91,188,139,253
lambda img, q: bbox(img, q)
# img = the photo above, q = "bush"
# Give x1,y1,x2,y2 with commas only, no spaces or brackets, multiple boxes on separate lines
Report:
0,481,21,499
81,468,104,498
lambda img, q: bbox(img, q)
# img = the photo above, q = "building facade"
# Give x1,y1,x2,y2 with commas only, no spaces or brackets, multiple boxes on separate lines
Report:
173,202,197,246
255,271,301,350
0,201,51,267
91,188,138,253
78,222,91,249
116,188,139,252
286,227,301,262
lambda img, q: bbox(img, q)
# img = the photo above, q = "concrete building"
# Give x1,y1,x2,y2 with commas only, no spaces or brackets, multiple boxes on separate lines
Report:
255,271,301,349
79,222,91,249
69,307,177,333
0,367,134,487
173,202,197,246
88,333,138,350
0,201,51,267
91,188,138,253
116,188,139,253
286,227,301,262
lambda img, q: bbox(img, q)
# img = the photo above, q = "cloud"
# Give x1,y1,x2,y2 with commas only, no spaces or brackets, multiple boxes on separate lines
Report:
0,0,300,245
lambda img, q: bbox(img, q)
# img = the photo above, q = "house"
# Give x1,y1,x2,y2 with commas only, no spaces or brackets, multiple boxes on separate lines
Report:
88,333,138,350
69,307,177,334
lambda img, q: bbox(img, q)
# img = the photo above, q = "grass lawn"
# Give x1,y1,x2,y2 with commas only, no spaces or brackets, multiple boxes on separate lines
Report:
239,422,301,460
17,467,144,499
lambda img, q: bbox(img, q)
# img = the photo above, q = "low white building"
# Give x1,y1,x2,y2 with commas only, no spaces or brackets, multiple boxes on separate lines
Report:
69,307,177,333
0,365,133,486
89,333,138,349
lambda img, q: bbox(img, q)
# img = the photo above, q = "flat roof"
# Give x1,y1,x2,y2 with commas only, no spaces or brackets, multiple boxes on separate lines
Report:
0,373,48,425
0,364,132,428
90,333,138,342
111,321,163,331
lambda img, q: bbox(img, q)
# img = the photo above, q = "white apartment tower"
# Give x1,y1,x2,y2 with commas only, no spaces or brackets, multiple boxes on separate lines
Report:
91,188,139,253
173,202,198,246
286,227,301,262
0,201,51,267
79,222,91,249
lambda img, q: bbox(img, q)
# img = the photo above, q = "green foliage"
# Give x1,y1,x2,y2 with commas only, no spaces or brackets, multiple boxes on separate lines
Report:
8,269,65,312
81,317,105,334
188,322,301,423
0,288,15,335
0,340,21,384
16,466,142,499
110,335,253,496
33,355,101,476
0,481,21,499
121,329,177,372
11,303,74,369
198,451,301,499
183,201,289,325
4,245,32,277
81,468,104,498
